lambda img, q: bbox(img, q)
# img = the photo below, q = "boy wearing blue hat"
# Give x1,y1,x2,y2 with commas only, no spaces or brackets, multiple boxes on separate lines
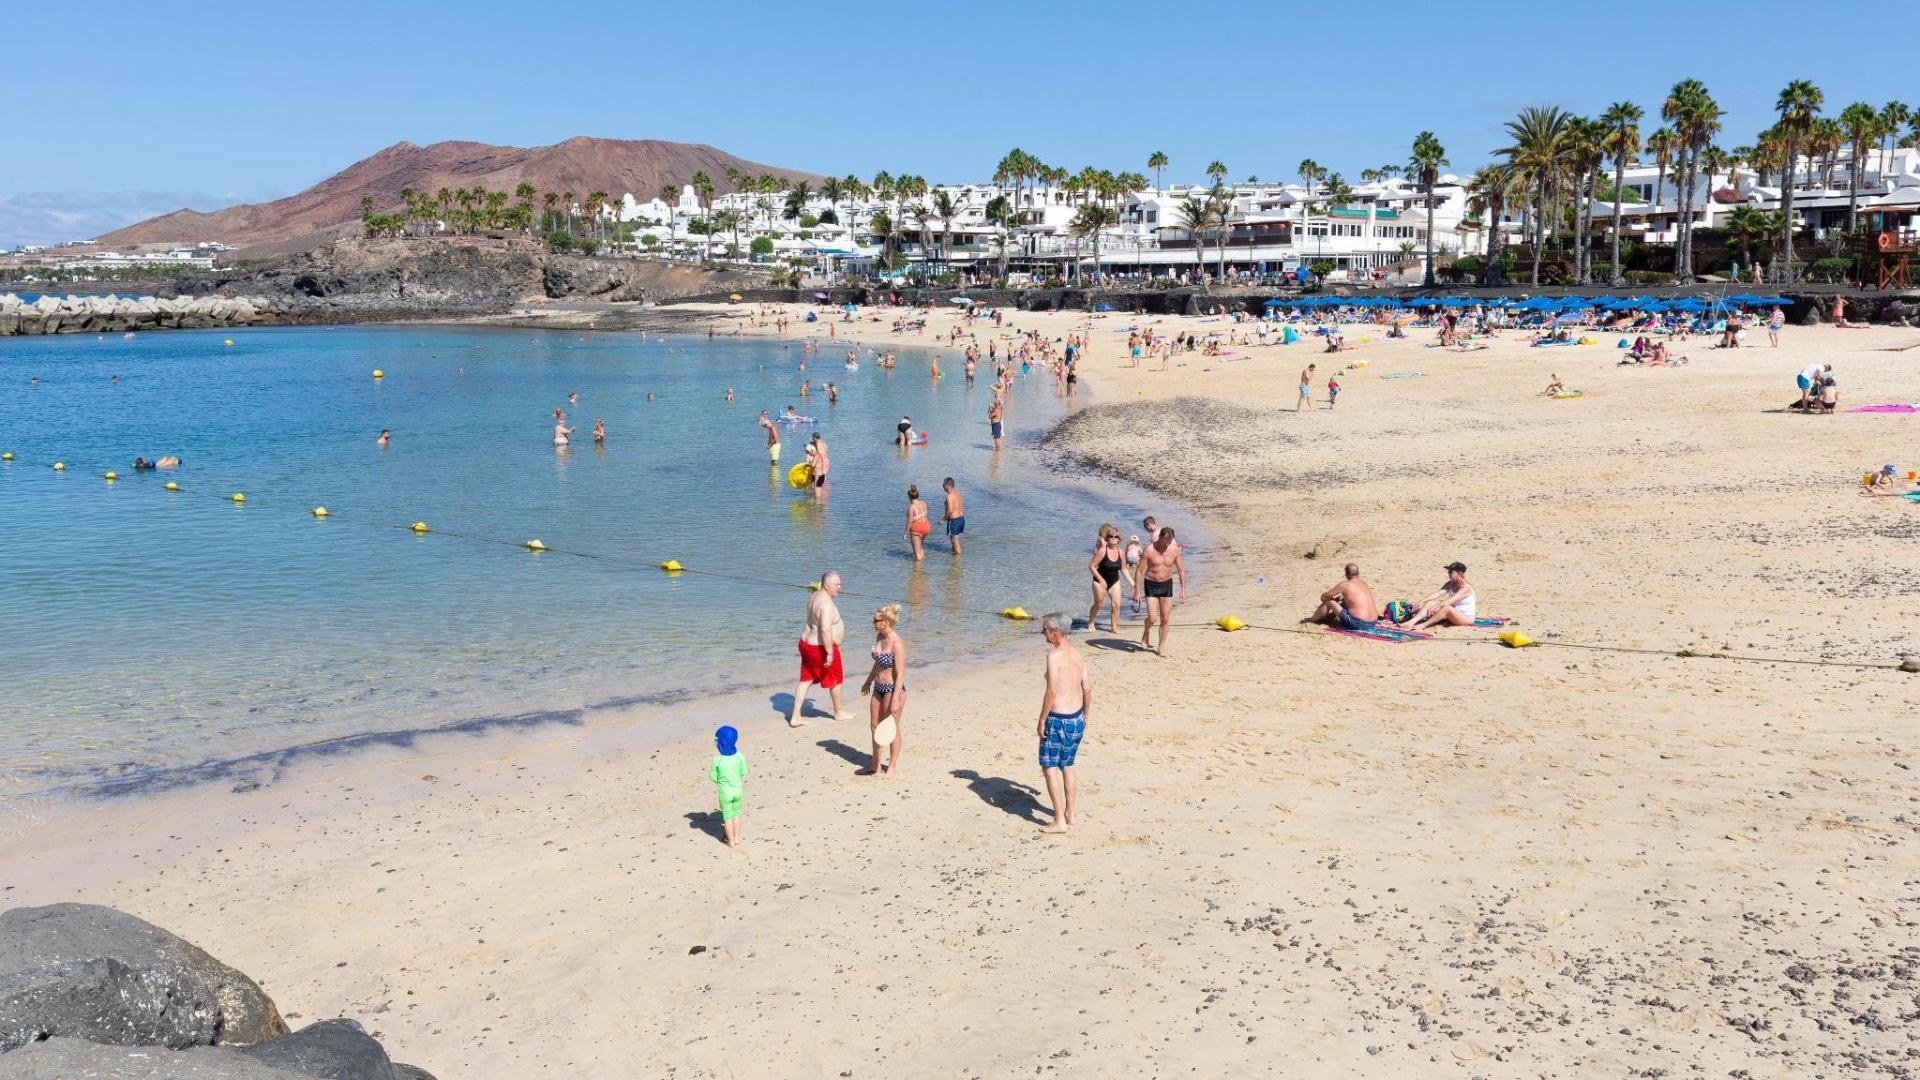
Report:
709,726,747,848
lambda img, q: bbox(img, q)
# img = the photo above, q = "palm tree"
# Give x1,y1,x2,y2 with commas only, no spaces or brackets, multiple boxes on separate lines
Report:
689,171,714,218
1070,203,1112,281
931,190,957,272
1175,197,1213,284
1297,158,1320,202
1207,185,1235,279
1663,79,1722,283
1500,105,1571,284
1645,127,1676,217
819,176,845,229
1879,102,1911,174
1205,160,1228,188
783,183,812,228
1774,79,1824,282
1601,101,1643,284
1722,204,1777,274
984,194,1014,279
1839,101,1880,248
543,191,560,233
1408,131,1448,286
1465,163,1520,286
1147,150,1168,193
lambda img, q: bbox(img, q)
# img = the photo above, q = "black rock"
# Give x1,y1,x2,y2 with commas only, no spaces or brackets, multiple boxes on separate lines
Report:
237,1020,397,1079
0,903,287,1052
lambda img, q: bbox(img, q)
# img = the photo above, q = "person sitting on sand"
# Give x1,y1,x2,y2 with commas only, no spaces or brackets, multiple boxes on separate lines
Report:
1865,464,1910,495
1544,374,1566,396
1304,562,1382,632
1817,373,1839,414
1405,562,1477,632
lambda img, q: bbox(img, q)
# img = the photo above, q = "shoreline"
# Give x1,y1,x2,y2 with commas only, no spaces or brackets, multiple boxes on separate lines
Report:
7,305,1919,1078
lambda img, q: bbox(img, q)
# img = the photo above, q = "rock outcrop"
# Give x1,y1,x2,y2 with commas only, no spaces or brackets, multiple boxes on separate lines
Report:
0,904,284,1051
0,905,433,1080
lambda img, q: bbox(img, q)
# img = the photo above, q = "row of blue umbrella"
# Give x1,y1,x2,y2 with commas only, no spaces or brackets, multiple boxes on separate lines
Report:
1263,293,1790,312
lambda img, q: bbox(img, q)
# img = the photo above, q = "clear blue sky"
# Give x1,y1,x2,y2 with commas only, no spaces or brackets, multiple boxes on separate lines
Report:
4,0,1915,245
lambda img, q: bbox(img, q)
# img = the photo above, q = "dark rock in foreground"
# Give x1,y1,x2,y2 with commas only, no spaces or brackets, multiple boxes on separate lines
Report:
0,905,435,1079
0,904,285,1052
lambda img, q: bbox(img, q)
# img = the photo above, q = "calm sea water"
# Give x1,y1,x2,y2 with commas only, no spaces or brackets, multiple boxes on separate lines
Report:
0,325,1155,802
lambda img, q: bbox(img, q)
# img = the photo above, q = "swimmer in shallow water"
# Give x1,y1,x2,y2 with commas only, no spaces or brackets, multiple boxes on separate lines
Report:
553,409,574,447
378,429,390,449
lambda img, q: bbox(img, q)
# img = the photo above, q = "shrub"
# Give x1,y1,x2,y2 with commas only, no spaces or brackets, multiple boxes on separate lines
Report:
817,209,839,225
750,236,774,257
1807,257,1854,284
798,214,819,228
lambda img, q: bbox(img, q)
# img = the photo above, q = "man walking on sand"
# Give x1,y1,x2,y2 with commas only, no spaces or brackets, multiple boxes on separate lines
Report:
789,571,854,727
1035,613,1090,835
1304,562,1380,631
942,477,965,556
1297,363,1316,413
1133,527,1187,656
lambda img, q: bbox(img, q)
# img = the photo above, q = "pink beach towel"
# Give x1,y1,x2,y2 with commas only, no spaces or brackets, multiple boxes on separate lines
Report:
1846,404,1917,414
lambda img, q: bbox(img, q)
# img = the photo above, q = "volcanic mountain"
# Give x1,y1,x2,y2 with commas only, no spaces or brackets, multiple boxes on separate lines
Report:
98,137,823,254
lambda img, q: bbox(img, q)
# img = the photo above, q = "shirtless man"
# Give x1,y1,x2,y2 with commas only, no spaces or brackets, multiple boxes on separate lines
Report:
1133,527,1187,656
808,433,830,495
942,477,965,555
988,400,1004,451
1297,363,1316,413
758,410,780,465
1305,563,1381,631
789,571,853,726
1035,613,1091,835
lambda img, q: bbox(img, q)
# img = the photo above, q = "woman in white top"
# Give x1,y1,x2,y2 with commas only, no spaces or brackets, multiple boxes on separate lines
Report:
1406,561,1477,631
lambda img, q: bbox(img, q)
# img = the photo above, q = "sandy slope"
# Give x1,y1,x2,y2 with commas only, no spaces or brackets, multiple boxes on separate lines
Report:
6,305,1920,1079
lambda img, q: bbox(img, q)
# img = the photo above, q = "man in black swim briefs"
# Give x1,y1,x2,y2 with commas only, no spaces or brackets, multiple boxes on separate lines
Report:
1133,527,1186,657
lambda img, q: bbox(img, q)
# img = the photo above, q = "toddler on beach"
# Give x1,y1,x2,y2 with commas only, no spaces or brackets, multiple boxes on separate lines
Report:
708,726,747,848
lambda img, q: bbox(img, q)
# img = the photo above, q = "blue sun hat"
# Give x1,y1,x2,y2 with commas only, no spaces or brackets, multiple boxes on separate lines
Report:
715,726,739,756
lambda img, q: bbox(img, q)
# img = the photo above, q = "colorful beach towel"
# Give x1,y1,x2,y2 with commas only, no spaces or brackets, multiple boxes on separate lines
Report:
1846,404,1918,414
1904,491,1920,503
1472,616,1513,628
1326,622,1432,644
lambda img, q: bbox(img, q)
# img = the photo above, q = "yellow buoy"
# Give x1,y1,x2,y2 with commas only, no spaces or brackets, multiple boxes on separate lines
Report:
224,339,234,346
52,462,65,471
231,492,245,503
1215,615,1247,632
1001,607,1032,621
311,506,329,517
410,521,429,533
659,559,684,572
1,452,12,461
164,481,179,492
525,539,547,551
805,580,822,591
786,462,813,489
103,471,118,481
1498,629,1536,649
372,369,384,378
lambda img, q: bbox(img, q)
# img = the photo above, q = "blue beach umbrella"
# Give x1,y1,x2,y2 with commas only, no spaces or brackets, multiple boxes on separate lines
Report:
1263,298,1286,307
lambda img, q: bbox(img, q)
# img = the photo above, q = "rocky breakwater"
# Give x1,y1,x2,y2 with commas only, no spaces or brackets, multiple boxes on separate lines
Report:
0,293,299,336
0,903,435,1079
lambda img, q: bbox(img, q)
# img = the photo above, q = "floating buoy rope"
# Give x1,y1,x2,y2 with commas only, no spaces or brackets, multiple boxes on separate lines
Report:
4,453,1910,673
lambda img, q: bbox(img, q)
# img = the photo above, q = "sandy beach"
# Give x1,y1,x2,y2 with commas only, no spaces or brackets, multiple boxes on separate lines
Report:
7,303,1920,1078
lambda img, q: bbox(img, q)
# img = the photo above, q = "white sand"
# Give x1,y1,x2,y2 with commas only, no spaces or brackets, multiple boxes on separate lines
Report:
6,305,1920,1078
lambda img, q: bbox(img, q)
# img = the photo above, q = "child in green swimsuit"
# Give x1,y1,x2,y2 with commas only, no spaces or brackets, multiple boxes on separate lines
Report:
709,726,747,848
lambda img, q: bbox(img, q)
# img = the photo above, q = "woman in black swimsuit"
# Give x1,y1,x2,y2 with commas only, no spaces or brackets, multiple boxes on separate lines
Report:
1087,524,1128,634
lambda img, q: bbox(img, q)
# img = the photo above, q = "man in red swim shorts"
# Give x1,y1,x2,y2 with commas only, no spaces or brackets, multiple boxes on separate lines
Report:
789,570,853,727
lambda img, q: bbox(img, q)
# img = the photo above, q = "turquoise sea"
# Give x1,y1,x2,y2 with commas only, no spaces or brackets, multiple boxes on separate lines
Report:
0,325,1157,805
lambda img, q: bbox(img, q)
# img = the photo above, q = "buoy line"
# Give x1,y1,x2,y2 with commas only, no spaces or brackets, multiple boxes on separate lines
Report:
2,453,1913,673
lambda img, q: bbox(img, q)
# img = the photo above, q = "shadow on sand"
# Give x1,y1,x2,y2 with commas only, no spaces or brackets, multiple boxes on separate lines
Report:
951,769,1047,824
684,810,727,845
817,738,872,769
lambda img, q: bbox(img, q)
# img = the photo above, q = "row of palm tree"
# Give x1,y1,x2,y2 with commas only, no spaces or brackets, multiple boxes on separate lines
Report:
1468,82,1917,286
362,183,626,244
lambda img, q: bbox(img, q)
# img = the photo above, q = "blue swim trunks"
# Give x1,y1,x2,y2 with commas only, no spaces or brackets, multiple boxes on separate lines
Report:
1039,709,1085,769
1337,608,1378,633
947,516,966,536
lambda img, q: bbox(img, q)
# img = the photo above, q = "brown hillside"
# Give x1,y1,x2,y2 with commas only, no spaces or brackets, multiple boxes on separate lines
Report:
99,137,823,251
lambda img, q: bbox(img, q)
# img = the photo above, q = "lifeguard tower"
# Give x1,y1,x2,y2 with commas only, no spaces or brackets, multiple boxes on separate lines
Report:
1858,203,1920,289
